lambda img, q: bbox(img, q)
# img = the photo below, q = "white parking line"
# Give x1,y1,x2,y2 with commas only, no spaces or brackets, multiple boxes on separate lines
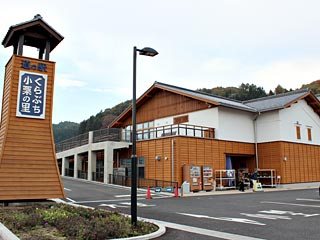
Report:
66,197,76,203
149,219,266,240
115,194,150,198
261,201,320,208
75,196,169,204
296,198,320,202
64,188,72,192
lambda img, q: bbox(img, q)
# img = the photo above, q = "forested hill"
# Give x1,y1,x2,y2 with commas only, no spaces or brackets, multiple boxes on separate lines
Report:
53,80,320,143
53,100,130,143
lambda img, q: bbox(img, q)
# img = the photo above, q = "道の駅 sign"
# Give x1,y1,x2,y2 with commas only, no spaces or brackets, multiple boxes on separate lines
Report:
16,71,47,119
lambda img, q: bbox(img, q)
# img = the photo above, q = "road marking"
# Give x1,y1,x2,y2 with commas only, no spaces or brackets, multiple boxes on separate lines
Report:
99,204,129,209
74,196,169,204
120,202,156,207
115,194,154,198
64,188,72,191
259,210,319,218
296,198,320,202
240,213,291,220
99,204,117,209
66,197,76,203
177,213,265,226
150,219,266,240
261,201,320,208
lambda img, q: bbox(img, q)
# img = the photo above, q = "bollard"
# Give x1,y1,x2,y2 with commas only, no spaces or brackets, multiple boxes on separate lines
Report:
146,186,152,200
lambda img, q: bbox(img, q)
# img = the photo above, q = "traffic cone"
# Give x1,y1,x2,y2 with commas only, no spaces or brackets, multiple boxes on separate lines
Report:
146,186,152,199
174,185,179,198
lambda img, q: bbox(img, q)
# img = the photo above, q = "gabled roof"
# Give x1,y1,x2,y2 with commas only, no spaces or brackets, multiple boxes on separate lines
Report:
110,81,256,127
109,82,320,128
2,14,64,52
157,82,257,112
244,89,311,112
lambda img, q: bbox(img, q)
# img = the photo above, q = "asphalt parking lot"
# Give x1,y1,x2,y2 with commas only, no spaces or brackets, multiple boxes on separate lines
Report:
62,177,320,240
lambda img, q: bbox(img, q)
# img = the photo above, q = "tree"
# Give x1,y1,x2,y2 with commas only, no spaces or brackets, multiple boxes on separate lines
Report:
274,85,288,94
53,121,79,143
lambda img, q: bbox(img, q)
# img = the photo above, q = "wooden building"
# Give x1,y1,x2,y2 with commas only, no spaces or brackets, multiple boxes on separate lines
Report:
110,82,320,186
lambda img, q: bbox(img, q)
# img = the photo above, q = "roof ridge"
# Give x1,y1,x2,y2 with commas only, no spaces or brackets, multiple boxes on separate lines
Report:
243,88,309,103
154,81,245,104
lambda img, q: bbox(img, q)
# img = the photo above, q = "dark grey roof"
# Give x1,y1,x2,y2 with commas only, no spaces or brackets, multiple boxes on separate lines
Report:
243,89,309,112
155,82,257,112
2,14,64,51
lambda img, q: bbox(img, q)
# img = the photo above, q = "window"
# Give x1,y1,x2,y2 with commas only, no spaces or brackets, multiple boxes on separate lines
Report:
296,125,301,140
173,115,189,124
307,128,312,141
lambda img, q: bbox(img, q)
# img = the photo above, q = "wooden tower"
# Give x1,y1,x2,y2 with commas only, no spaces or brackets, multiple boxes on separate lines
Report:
0,15,65,201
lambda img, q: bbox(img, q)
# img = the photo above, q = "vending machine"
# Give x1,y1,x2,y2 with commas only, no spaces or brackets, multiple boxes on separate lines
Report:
202,165,214,191
183,165,202,192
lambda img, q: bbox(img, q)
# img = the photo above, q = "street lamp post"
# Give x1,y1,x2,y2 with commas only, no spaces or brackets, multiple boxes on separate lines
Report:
131,46,158,226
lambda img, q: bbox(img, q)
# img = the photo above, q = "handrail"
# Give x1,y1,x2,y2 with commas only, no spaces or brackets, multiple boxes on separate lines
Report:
56,124,215,153
56,132,89,152
123,123,215,141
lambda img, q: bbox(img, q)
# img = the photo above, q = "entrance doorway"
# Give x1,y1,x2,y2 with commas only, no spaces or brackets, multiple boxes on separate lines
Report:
226,154,255,188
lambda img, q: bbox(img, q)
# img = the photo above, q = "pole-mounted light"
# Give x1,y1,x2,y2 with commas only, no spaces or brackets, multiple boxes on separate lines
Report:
131,46,158,226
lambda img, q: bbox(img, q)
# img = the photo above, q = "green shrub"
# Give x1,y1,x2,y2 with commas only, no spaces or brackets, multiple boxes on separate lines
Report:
0,203,158,240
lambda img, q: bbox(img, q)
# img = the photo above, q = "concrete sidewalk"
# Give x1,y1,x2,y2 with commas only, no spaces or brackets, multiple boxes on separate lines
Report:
181,182,320,197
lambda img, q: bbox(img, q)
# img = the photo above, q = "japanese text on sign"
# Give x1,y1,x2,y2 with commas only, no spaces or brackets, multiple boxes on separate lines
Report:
16,71,47,119
21,60,47,72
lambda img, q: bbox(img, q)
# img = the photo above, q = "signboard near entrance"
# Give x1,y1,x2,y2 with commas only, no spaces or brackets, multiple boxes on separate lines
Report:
16,71,47,119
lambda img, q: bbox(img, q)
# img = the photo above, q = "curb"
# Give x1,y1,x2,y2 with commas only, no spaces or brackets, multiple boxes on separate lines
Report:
0,222,20,240
52,198,166,240
113,220,166,240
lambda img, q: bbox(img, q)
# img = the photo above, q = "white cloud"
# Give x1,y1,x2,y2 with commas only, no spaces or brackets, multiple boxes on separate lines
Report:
250,59,320,91
89,87,131,96
55,74,87,88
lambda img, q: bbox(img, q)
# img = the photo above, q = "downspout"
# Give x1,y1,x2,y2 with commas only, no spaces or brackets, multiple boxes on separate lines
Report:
253,112,261,170
171,138,175,183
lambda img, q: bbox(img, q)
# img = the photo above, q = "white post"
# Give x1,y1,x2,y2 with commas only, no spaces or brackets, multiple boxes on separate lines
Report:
62,157,66,176
88,151,97,181
74,154,78,178
104,144,114,184
89,131,93,144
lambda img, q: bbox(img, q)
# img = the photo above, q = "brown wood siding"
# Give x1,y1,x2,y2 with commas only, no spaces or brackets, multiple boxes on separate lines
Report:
122,89,210,126
136,136,255,186
0,55,65,200
258,141,320,184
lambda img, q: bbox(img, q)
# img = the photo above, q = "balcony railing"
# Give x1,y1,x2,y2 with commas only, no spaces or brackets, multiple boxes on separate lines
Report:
56,133,89,152
56,124,214,153
93,128,122,143
56,128,130,153
122,124,215,141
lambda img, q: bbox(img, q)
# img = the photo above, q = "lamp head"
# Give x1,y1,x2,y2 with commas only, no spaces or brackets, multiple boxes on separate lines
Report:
139,47,158,57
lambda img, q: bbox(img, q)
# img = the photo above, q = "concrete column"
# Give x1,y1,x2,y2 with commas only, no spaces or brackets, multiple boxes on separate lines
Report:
88,151,97,181
89,131,93,144
104,144,114,184
62,157,66,176
74,154,78,178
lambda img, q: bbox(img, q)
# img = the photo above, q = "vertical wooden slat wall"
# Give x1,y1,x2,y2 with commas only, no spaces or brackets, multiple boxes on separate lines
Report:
137,136,255,186
258,141,320,184
0,55,65,200
123,90,210,126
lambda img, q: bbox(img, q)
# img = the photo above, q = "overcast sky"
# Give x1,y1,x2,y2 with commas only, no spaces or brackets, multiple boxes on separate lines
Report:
1,0,320,123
